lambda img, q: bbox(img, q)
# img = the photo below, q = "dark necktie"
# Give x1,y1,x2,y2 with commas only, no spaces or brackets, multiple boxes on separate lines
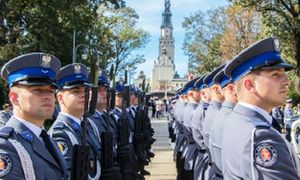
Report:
40,130,61,167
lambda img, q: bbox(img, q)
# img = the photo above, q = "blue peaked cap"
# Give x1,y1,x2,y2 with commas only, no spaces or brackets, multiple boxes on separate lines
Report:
224,37,293,83
213,70,231,88
203,64,226,88
115,81,124,93
194,75,206,90
56,63,89,89
184,76,200,92
98,68,109,86
1,52,61,88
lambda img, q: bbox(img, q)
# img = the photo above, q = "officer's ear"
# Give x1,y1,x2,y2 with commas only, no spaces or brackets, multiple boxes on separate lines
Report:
56,91,64,104
8,87,19,106
227,83,238,101
243,75,256,93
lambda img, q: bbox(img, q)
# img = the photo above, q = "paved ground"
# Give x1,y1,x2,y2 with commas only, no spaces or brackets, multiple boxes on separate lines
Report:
145,117,177,180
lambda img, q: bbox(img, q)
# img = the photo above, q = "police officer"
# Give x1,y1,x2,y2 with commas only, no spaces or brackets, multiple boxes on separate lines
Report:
181,77,201,180
88,68,121,179
48,63,102,179
89,68,111,139
209,68,238,178
173,88,188,180
222,37,300,179
191,75,210,180
110,81,136,179
0,52,68,179
201,65,225,179
0,103,12,127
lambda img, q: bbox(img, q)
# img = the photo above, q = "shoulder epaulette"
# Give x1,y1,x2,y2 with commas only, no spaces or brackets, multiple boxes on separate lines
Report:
52,121,65,129
255,125,270,129
0,126,14,139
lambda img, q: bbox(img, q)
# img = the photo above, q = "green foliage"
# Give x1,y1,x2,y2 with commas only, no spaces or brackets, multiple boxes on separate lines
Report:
0,1,149,102
182,7,226,75
230,0,300,75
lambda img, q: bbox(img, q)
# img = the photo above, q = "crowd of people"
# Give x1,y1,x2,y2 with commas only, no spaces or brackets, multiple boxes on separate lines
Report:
167,37,300,180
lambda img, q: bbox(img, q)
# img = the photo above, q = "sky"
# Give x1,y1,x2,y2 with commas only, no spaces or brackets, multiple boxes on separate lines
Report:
126,0,228,79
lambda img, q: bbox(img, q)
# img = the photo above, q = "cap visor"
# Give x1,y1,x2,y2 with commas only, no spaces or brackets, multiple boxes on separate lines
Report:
260,63,294,71
14,79,58,89
60,81,90,90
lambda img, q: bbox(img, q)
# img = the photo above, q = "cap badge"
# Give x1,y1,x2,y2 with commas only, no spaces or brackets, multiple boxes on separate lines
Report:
74,64,81,74
273,39,280,52
42,55,51,67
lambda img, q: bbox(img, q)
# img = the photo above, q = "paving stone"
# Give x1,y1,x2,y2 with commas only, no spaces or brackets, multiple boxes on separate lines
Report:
145,117,176,180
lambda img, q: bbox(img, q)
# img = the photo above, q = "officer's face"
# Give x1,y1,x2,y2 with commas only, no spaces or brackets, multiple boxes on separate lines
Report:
115,93,123,108
9,85,55,126
130,94,138,105
222,83,238,103
97,86,107,106
57,86,85,117
250,68,289,109
200,88,211,102
193,90,201,103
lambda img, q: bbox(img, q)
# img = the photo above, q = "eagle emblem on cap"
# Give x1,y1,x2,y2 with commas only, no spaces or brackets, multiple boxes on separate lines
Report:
273,38,280,52
41,55,51,67
74,64,81,74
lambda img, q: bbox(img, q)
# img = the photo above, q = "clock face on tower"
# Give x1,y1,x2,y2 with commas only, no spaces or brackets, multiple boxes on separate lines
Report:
165,29,169,36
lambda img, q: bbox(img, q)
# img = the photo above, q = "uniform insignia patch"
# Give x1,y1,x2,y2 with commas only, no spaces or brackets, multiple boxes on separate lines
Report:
20,130,33,142
254,143,278,167
57,141,68,156
0,154,12,177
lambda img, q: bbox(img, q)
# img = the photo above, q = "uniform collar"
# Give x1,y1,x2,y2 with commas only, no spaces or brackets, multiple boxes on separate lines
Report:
222,101,235,109
238,102,273,124
60,112,81,126
115,107,122,113
13,115,42,137
95,110,103,115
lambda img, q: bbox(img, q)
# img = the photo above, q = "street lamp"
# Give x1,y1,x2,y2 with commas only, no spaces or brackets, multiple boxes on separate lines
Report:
72,30,90,63
73,44,89,63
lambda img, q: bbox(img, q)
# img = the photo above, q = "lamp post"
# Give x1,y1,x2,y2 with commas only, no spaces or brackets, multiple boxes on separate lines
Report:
72,30,89,63
73,44,89,63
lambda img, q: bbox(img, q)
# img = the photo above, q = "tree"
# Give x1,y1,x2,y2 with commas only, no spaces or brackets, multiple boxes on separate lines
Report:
182,7,226,74
220,4,262,61
229,0,300,75
94,6,150,78
0,0,129,103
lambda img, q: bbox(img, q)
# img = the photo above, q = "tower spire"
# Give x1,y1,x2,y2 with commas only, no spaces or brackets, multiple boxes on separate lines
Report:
161,0,172,28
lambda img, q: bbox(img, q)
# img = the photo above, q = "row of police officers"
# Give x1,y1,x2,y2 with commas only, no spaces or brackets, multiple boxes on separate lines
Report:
0,52,155,179
168,36,300,179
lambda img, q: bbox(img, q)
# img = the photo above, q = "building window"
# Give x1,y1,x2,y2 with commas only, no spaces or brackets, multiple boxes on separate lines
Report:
181,83,183,86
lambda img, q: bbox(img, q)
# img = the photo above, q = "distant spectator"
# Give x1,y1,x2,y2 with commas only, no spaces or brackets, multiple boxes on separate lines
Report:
151,99,156,118
155,101,162,118
284,98,294,119
284,99,294,142
297,103,300,115
0,103,12,127
272,106,284,129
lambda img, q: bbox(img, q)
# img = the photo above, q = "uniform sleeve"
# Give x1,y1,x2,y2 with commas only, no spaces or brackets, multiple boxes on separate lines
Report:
243,128,300,179
50,129,74,172
191,110,204,149
0,138,25,179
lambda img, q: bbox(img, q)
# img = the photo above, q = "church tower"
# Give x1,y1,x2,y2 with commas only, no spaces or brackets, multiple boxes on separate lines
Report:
151,0,175,90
